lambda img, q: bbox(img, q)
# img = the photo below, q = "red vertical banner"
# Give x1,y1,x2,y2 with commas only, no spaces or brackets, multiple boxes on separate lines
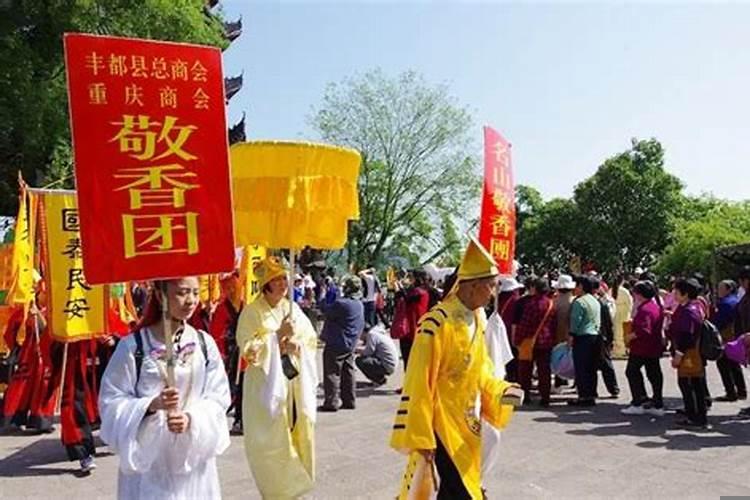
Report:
478,126,516,275
63,33,235,284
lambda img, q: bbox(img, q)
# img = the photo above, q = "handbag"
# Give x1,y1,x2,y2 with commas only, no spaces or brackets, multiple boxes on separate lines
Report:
518,300,554,361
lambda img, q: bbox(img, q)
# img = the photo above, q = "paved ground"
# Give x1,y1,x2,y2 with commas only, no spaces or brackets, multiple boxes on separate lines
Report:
1,357,750,499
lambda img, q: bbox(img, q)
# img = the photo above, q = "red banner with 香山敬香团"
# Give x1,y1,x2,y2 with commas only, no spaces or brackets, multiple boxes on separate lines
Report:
478,126,516,275
63,33,235,285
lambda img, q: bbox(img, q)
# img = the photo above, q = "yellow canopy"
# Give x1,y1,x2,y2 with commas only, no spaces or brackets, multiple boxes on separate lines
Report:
230,141,361,249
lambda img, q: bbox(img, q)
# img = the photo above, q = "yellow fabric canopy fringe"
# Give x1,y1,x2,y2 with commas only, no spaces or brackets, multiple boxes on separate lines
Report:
231,141,361,249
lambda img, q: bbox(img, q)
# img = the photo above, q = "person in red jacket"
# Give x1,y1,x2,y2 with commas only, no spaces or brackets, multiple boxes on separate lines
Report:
621,281,665,417
402,270,430,369
209,272,244,434
1,288,57,433
514,277,556,406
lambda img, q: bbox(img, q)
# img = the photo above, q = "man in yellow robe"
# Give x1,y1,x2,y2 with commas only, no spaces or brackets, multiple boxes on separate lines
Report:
237,257,319,500
391,236,522,500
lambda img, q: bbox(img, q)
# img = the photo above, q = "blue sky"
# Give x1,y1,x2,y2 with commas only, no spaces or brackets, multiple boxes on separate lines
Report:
222,1,750,202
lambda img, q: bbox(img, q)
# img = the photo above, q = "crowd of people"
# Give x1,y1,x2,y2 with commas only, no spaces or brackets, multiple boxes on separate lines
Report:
493,267,750,431
2,245,750,498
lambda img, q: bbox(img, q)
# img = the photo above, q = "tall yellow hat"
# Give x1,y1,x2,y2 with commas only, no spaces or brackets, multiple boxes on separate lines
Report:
457,235,499,282
253,256,289,289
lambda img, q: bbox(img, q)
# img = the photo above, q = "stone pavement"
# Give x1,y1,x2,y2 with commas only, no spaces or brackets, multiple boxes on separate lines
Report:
1,357,749,499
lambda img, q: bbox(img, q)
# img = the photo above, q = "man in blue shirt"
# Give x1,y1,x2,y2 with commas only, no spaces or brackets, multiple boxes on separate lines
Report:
319,276,365,412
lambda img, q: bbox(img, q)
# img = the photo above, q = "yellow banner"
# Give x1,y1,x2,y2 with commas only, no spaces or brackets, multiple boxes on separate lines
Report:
0,243,13,303
7,188,38,306
0,305,12,354
41,191,107,342
240,245,267,304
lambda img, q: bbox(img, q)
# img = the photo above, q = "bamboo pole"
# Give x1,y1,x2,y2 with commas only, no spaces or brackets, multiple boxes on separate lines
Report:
55,342,69,415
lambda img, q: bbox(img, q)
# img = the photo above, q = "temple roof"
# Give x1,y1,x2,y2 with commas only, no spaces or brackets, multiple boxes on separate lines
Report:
228,113,246,145
224,17,242,42
224,73,243,101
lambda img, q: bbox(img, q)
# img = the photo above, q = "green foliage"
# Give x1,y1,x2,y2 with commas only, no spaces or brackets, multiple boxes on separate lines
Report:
516,196,581,273
310,69,480,269
655,202,750,279
0,0,227,214
517,139,688,275
572,138,683,271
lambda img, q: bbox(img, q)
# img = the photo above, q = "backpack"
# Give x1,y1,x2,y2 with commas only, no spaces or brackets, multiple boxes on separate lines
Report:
133,328,209,395
699,319,723,361
598,298,615,345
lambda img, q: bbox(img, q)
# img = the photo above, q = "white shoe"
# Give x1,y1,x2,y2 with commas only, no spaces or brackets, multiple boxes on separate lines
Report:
621,405,646,416
552,386,565,395
80,456,97,473
645,406,665,417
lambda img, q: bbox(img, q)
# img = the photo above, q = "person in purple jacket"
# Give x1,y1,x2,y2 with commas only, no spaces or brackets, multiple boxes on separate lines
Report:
621,281,665,417
669,278,709,430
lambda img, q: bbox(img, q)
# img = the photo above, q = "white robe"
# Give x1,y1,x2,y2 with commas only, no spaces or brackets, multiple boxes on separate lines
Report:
481,312,514,477
98,325,231,500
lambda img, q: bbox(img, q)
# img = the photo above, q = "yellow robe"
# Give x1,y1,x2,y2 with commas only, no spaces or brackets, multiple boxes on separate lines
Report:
237,295,318,500
391,294,515,499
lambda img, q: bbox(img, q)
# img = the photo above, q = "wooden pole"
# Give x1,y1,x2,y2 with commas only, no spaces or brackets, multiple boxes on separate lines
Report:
288,249,296,317
160,283,176,387
55,342,69,415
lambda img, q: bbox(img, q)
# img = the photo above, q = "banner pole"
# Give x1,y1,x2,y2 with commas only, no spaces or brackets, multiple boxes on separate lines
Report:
55,342,69,415
288,249,296,317
161,283,176,387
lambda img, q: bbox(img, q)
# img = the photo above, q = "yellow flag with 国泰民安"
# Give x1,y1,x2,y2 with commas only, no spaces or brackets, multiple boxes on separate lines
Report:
39,190,107,342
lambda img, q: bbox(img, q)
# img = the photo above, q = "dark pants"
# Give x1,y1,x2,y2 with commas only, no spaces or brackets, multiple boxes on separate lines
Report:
435,436,471,500
399,338,413,371
716,356,747,399
596,338,619,396
234,372,244,425
355,355,389,384
323,348,355,408
506,346,519,383
626,356,663,407
518,348,552,402
363,301,377,326
572,335,597,401
678,376,708,425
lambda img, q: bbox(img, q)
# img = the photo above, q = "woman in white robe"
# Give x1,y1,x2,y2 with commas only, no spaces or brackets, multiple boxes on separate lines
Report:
237,257,319,500
98,277,231,500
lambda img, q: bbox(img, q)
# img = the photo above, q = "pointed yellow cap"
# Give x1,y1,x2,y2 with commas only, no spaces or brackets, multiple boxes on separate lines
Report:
458,235,499,281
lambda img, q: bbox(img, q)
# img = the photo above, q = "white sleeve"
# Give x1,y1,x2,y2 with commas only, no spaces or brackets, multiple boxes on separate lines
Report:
180,334,232,470
98,337,162,473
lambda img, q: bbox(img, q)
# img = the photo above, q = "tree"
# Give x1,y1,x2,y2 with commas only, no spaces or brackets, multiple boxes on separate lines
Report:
516,197,581,273
656,202,750,279
573,138,683,272
0,0,228,214
310,69,480,269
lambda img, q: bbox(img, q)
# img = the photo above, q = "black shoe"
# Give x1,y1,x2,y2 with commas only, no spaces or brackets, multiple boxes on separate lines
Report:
341,403,356,410
567,399,596,407
738,407,750,418
715,395,738,403
317,405,338,412
738,393,748,401
609,391,620,399
539,400,550,407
